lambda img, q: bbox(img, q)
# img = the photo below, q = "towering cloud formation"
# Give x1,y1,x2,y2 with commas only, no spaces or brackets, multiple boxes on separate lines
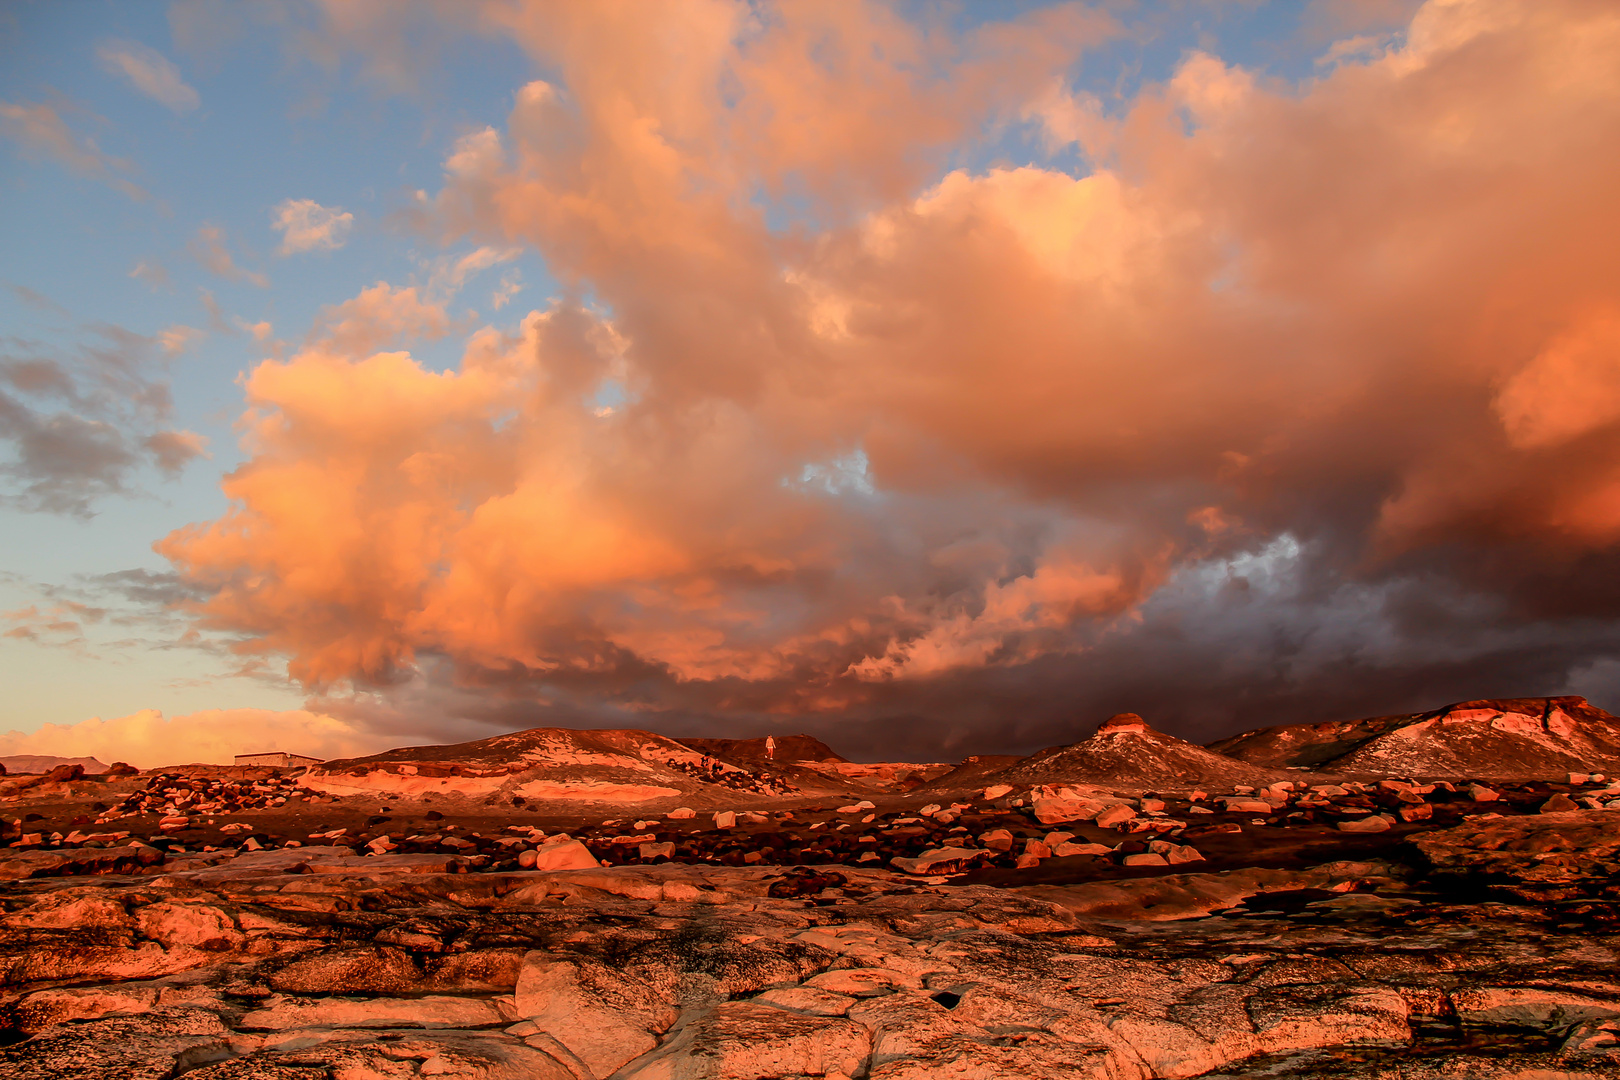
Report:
160,0,1620,755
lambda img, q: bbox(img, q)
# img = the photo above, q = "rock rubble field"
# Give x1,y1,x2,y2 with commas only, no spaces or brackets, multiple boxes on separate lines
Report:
3,697,1620,1077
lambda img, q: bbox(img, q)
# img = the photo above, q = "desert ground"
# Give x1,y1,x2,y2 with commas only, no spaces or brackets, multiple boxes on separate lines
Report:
2,698,1619,1078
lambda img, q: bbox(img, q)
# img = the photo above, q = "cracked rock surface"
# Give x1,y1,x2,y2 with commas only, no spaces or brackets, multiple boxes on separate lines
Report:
4,819,1620,1080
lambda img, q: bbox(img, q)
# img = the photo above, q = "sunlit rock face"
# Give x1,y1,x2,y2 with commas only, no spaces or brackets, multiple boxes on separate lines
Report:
3,839,1620,1078
933,713,1292,796
1211,696,1620,779
298,727,869,808
4,702,1620,1077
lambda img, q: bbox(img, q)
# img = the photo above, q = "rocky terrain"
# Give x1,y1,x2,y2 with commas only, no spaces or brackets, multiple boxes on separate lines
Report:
1211,695,1620,779
3,697,1620,1077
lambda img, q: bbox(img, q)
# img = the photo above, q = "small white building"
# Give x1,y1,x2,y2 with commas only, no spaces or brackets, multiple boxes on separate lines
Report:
234,752,323,769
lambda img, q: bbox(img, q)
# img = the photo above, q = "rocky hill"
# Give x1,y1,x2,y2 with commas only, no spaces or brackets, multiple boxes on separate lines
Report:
1208,696,1620,779
0,755,108,776
302,726,822,807
938,713,1291,794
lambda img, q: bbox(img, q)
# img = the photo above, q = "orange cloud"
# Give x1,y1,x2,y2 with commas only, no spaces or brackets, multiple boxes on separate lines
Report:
160,0,1620,735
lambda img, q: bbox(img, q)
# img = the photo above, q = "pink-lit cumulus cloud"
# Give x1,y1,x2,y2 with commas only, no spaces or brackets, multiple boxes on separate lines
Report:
156,0,1620,756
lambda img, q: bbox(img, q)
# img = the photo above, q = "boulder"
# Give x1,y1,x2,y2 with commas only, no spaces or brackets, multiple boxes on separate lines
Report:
529,840,601,871
1094,804,1138,828
890,846,984,875
1032,797,1106,825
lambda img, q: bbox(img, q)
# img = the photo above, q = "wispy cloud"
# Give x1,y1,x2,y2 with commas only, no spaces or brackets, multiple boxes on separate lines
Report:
273,198,354,254
129,260,171,291
0,100,146,200
96,40,200,113
189,224,268,287
0,322,207,516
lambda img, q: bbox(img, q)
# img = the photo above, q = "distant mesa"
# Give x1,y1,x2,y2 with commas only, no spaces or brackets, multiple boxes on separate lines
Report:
0,755,108,776
1209,696,1620,780
300,726,836,807
233,752,323,769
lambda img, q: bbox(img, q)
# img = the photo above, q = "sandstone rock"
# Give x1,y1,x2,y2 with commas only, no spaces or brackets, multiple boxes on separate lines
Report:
639,841,675,859
666,807,696,819
513,952,674,1077
1410,810,1620,885
238,993,508,1030
529,840,600,871
981,784,1014,800
7,984,161,1031
1094,804,1137,828
804,966,919,996
977,828,1014,851
621,1001,868,1080
1122,853,1168,867
713,811,737,828
1542,793,1579,813
625,1003,874,1075
1221,798,1274,813
1469,784,1500,801
0,844,163,881
1031,797,1105,825
1338,815,1393,833
1053,841,1112,857
4,889,132,931
136,903,242,951
1452,986,1620,1030
754,986,858,1016
890,846,983,875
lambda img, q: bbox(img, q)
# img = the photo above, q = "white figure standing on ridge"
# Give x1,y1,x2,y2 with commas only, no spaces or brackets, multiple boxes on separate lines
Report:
765,735,776,761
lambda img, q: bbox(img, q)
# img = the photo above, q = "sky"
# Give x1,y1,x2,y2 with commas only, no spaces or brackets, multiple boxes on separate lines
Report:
3,0,1620,767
